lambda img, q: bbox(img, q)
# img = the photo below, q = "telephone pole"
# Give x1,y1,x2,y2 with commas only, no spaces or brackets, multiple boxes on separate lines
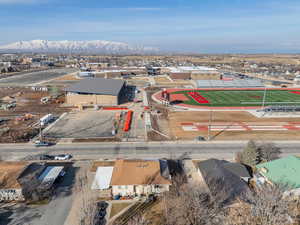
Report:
207,110,212,141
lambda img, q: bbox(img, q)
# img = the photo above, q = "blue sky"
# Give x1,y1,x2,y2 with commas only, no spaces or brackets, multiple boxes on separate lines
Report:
1,0,300,53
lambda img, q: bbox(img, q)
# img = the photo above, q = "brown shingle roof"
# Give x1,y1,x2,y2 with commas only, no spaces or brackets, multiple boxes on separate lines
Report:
0,161,28,189
110,159,171,186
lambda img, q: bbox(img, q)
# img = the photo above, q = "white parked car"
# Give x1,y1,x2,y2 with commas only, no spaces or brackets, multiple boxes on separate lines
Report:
54,154,72,160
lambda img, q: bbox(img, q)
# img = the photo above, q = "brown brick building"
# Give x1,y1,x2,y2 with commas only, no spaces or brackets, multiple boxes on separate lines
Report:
65,78,125,106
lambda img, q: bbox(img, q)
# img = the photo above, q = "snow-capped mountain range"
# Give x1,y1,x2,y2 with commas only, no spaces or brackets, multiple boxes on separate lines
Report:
0,40,159,54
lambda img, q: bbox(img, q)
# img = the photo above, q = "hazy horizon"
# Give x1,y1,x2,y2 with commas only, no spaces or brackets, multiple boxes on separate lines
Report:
1,0,300,54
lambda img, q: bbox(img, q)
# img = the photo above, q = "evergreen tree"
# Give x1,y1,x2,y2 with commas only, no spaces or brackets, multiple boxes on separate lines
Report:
240,140,259,166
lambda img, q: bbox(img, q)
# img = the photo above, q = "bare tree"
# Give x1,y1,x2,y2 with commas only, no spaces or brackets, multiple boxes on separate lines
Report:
258,142,281,162
75,167,98,225
228,185,295,225
126,213,150,225
239,140,259,166
131,178,300,225
162,178,227,225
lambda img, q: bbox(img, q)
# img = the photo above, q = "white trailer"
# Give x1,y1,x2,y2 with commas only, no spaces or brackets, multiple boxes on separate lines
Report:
40,114,54,126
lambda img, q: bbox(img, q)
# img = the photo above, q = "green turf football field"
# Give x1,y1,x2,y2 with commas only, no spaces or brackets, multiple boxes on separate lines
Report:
172,90,300,107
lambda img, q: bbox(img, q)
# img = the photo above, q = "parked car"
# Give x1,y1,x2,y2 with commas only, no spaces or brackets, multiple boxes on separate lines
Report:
34,140,53,147
40,154,55,160
54,154,72,160
195,136,206,141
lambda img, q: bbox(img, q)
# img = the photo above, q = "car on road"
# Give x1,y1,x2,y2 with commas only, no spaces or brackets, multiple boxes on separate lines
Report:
54,154,72,160
40,154,55,160
34,140,54,147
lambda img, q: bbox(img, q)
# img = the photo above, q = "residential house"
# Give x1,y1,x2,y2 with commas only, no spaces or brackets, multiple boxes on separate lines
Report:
255,156,300,194
110,159,171,197
0,162,66,202
197,159,252,203
0,162,28,201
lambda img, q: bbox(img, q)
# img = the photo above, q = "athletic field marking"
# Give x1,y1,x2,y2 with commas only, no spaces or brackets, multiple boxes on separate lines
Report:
181,122,300,132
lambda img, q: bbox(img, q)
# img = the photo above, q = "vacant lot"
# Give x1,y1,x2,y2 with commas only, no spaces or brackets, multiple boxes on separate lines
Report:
154,76,170,83
0,88,70,143
45,111,116,139
169,111,300,141
54,73,80,81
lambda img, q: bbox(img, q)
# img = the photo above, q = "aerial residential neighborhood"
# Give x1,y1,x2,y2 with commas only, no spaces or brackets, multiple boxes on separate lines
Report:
1,52,300,225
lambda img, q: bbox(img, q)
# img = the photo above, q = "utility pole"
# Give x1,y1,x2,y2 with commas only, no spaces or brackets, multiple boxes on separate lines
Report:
207,110,212,141
39,113,43,141
262,87,267,110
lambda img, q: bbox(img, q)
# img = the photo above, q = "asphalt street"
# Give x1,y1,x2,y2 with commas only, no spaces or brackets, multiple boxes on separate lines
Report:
0,68,77,86
1,141,300,160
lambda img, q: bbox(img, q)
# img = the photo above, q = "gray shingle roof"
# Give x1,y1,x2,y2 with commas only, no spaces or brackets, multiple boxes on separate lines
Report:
198,159,251,203
65,78,125,96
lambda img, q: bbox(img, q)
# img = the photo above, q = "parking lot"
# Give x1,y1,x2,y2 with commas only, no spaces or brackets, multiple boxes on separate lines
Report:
0,68,77,86
45,111,116,139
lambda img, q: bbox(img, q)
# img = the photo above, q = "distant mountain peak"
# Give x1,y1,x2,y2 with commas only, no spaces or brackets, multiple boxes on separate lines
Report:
0,40,159,54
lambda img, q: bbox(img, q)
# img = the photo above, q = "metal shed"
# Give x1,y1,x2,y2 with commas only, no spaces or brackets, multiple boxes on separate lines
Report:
91,167,114,190
38,166,64,188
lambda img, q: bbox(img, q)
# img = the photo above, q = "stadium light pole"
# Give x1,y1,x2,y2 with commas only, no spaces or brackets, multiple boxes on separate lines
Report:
262,87,267,110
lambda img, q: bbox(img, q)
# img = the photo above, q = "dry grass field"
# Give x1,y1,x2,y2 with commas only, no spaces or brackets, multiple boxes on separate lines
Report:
154,76,171,83
168,111,300,141
54,73,81,81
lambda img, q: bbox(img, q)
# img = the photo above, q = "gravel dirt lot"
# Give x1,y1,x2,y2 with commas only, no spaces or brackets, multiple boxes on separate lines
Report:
0,88,70,143
45,111,116,139
168,111,300,141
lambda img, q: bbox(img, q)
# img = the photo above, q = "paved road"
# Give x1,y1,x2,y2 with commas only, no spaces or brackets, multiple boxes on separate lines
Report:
1,141,300,160
0,68,78,86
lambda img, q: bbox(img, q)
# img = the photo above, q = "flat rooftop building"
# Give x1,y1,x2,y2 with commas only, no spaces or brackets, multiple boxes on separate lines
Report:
65,78,125,106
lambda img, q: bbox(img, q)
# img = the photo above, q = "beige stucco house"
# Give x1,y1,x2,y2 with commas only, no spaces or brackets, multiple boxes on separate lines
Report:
110,159,171,197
